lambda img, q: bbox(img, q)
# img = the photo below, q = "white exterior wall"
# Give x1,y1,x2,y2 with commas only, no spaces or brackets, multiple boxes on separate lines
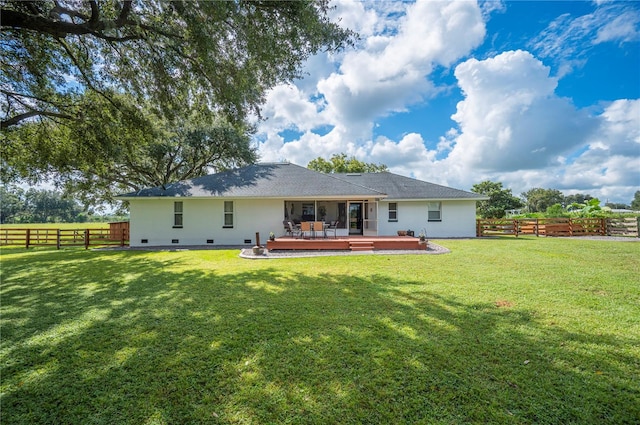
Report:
378,200,478,238
129,198,285,247
129,197,478,246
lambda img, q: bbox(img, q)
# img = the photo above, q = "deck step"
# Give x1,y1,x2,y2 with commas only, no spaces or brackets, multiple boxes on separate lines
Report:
349,241,375,251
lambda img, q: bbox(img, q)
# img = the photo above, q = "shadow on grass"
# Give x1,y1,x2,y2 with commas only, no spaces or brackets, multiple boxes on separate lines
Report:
1,249,638,424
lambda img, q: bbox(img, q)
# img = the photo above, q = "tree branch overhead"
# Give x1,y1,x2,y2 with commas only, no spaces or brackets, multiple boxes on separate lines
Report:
1,0,354,129
1,0,356,206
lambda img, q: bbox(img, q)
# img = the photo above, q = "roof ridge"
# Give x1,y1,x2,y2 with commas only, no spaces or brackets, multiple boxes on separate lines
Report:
276,163,388,195
325,172,387,196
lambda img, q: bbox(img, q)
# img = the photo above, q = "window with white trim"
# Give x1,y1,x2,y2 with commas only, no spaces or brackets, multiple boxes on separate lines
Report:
223,201,234,228
388,202,398,221
174,201,183,228
428,202,441,222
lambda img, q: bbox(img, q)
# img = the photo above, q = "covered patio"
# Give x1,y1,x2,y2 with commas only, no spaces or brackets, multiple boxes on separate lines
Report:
282,199,380,237
266,235,427,251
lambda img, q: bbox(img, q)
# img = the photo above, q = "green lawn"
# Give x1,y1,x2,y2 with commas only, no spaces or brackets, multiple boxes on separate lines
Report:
1,237,639,424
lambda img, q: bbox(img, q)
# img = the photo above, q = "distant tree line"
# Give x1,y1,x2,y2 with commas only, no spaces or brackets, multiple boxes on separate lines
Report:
0,186,125,224
472,182,640,218
0,186,84,223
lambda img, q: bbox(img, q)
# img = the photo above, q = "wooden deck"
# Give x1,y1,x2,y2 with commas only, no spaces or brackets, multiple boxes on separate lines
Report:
266,236,427,251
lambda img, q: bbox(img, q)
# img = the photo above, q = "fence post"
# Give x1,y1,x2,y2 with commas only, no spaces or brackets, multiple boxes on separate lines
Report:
57,229,61,250
569,218,573,237
25,228,30,249
514,219,518,237
84,229,90,249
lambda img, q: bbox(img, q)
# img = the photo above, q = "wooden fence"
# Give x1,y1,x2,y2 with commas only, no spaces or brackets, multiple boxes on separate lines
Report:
0,223,129,249
476,219,519,237
606,217,640,237
477,217,639,238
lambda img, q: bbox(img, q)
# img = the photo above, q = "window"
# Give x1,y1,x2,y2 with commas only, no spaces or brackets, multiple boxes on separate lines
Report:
173,201,183,227
302,203,315,221
223,201,234,228
388,202,398,221
428,202,441,222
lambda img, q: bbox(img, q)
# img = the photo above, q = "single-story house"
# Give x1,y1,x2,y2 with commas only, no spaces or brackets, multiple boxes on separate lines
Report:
116,162,487,247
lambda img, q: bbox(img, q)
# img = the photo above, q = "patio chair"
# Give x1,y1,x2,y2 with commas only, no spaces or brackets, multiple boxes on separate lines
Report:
300,221,313,239
286,221,301,238
313,221,325,239
325,220,338,239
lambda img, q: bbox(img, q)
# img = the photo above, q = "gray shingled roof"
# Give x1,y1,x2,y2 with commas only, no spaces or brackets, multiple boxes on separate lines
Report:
116,163,384,199
116,162,485,200
332,172,484,200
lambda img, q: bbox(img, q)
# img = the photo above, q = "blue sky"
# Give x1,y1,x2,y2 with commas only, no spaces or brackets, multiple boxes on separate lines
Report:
252,0,640,204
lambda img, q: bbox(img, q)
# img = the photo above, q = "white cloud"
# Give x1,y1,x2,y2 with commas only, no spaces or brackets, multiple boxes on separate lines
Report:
253,1,638,204
259,85,326,134
255,132,286,163
321,0,485,122
595,8,640,43
478,0,506,19
389,51,638,204
444,96,640,203
594,99,640,156
530,2,640,75
256,0,486,160
330,0,379,37
556,99,640,197
446,50,596,171
258,1,485,164
368,133,436,168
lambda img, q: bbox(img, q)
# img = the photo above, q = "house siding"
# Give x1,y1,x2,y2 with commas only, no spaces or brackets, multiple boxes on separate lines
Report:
129,198,284,247
378,200,477,238
128,197,479,247
119,163,487,245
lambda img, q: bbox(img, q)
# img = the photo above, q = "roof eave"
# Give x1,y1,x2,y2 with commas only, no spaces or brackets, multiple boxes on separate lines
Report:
383,197,489,202
115,194,389,201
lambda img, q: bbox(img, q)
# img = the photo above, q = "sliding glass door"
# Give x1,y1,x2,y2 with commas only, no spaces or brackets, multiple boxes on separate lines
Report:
349,202,363,235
